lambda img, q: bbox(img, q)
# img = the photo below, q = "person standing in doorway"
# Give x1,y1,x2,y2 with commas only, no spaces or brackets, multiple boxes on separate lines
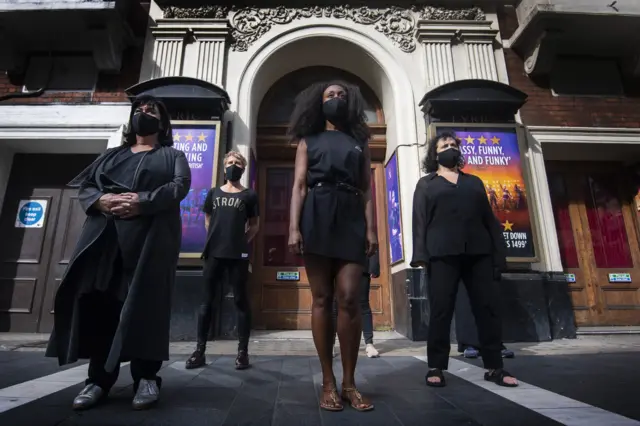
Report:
455,284,515,359
411,132,518,388
46,95,191,411
288,81,377,412
185,151,259,370
332,249,381,358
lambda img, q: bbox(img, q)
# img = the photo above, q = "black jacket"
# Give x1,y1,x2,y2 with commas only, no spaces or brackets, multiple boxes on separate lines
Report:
410,171,506,269
46,145,191,371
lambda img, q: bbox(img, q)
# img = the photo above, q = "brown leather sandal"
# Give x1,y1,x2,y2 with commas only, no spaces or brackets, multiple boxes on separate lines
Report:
341,386,374,412
320,383,344,412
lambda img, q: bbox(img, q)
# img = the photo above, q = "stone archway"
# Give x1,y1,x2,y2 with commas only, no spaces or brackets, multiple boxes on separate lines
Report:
233,27,417,329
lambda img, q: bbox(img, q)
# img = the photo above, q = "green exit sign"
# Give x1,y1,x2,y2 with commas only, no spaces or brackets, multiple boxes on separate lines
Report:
276,271,300,281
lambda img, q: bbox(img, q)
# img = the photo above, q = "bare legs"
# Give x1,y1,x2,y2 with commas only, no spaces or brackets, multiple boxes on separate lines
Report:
334,262,363,388
305,254,373,411
304,254,336,388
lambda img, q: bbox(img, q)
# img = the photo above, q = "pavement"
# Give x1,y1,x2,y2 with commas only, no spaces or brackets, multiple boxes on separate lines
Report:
0,332,639,426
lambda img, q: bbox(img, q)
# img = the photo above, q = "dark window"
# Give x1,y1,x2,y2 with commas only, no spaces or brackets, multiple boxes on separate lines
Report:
24,54,97,92
550,56,624,97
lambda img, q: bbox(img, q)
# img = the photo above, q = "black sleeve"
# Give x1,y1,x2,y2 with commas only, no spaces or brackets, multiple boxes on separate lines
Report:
410,177,430,267
247,190,259,219
476,177,507,269
70,148,118,215
202,188,215,214
138,150,192,215
78,182,105,215
369,250,381,276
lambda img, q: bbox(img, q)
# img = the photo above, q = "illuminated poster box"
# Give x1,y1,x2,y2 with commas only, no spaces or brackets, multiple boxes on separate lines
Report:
429,124,539,262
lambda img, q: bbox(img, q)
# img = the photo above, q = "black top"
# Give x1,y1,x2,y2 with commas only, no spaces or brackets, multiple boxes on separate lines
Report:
202,187,259,260
411,171,506,268
101,148,146,192
306,130,365,190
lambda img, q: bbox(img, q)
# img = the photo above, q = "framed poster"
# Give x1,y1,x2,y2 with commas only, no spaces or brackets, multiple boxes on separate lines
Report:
172,121,223,258
429,124,538,262
385,151,404,265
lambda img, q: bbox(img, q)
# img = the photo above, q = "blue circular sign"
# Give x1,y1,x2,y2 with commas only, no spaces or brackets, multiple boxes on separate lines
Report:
18,201,44,227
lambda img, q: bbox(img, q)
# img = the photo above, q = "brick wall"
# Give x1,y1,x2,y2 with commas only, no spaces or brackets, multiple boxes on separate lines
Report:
498,6,640,128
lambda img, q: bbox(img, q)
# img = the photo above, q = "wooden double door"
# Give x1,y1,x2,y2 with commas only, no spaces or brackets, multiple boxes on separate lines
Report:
250,162,392,330
0,154,95,333
547,161,640,326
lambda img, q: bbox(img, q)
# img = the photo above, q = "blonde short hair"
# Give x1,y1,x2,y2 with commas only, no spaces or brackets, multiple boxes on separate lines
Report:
223,150,247,168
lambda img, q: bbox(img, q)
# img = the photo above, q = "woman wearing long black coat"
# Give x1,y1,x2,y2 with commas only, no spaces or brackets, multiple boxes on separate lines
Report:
46,95,191,411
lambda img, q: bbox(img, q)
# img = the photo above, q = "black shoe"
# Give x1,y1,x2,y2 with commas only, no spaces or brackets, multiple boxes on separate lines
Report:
235,350,250,370
185,349,206,369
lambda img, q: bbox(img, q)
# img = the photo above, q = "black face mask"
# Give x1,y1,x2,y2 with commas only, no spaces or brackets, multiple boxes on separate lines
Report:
225,164,244,182
322,98,348,126
437,148,461,169
132,112,160,137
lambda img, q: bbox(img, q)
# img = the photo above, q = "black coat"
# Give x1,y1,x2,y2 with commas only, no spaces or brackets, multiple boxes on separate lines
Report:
45,145,191,371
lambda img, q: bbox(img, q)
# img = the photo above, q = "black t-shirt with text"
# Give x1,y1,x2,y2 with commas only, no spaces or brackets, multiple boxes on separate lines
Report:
202,187,259,260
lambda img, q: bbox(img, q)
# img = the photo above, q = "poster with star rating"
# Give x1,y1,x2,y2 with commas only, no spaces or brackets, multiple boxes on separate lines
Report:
441,127,536,260
172,123,220,256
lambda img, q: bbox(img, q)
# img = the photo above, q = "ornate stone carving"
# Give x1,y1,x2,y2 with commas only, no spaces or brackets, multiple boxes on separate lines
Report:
162,4,486,52
164,6,230,19
416,6,486,21
230,6,416,52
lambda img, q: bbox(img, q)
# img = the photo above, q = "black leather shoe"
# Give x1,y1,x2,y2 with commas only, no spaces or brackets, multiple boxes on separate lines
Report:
73,384,106,411
186,349,206,369
235,350,250,370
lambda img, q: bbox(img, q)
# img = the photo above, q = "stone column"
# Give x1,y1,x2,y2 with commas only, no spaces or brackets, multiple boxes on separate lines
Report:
460,22,499,81
150,20,190,78
185,20,231,87
416,22,456,89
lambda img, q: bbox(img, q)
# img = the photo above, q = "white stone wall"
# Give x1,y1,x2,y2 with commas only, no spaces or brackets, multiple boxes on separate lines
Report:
140,3,562,273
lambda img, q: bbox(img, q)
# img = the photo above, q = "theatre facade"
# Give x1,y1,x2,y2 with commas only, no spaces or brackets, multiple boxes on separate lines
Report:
1,1,638,341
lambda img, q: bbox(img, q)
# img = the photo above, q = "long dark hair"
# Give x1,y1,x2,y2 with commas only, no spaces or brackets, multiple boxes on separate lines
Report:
122,95,173,147
287,80,371,144
422,132,465,173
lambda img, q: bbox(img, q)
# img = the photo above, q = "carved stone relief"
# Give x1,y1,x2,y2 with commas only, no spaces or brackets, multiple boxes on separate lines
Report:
417,6,486,21
163,4,486,53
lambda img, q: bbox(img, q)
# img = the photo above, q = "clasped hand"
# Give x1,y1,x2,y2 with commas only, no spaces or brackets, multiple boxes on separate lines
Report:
97,193,141,219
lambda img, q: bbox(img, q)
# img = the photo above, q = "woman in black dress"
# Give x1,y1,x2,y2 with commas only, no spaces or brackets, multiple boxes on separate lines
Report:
46,95,191,410
288,81,377,412
411,132,517,388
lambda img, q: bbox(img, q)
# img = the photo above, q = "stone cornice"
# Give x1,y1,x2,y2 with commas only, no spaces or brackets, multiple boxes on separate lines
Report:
160,4,487,52
416,20,498,44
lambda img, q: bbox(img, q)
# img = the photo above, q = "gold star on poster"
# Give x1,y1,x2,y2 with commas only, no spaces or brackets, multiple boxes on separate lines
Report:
491,136,501,145
185,133,194,142
198,132,207,142
173,132,181,142
502,220,513,231
465,135,474,144
478,136,487,144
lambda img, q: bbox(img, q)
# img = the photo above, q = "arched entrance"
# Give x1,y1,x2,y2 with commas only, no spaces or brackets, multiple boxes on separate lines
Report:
251,66,392,330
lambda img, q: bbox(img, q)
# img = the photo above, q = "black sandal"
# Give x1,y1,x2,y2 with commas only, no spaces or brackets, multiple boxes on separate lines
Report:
185,350,206,369
425,369,446,387
484,369,518,387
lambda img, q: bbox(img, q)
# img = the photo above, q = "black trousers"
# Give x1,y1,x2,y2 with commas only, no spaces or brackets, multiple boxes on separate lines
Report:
197,257,251,351
427,255,503,370
332,274,374,344
83,293,162,392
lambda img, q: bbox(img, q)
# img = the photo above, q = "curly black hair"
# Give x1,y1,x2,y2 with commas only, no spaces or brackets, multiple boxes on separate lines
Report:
122,95,173,147
422,131,465,173
287,80,371,144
